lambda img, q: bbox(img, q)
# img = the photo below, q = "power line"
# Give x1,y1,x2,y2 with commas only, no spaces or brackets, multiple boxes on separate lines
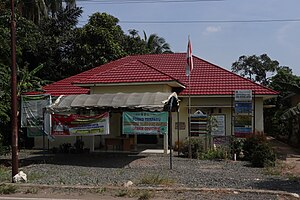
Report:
79,18,300,24
76,0,224,4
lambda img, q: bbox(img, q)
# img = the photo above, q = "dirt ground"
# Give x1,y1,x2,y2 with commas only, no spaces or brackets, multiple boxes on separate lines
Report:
268,137,300,176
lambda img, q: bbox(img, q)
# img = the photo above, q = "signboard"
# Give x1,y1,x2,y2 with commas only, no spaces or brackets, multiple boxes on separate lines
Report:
21,95,51,128
234,102,252,114
123,112,168,135
211,115,225,136
21,95,51,137
234,90,252,101
51,112,109,136
234,115,252,137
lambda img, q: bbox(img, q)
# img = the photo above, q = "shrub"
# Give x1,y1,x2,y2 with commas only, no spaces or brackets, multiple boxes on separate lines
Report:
230,137,243,160
179,137,204,159
243,134,267,161
140,174,175,186
199,147,229,160
0,142,9,156
251,143,276,167
0,184,17,194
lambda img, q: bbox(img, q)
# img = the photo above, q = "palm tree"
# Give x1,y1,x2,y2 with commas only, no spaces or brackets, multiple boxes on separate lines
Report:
16,0,48,24
143,32,173,54
16,0,77,24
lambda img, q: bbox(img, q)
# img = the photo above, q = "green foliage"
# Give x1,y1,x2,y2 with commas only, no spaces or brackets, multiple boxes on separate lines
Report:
230,137,243,159
251,143,276,167
69,12,127,74
140,174,175,186
116,190,128,197
179,137,204,159
0,184,17,194
0,166,10,182
232,54,279,86
143,32,173,54
138,191,153,200
243,134,267,161
242,134,276,167
199,148,229,160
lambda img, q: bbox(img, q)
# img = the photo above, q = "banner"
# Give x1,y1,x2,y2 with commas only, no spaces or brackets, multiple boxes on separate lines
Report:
51,112,109,136
123,112,168,135
21,95,51,137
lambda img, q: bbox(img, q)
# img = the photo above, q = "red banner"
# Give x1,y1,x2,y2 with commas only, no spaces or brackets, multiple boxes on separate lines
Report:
51,112,109,136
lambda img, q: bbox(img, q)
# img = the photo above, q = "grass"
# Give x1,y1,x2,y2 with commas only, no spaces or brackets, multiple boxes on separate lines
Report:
0,165,10,182
264,160,295,176
138,191,153,200
27,172,43,182
0,184,18,194
115,189,128,197
25,188,38,194
139,174,175,186
95,187,106,194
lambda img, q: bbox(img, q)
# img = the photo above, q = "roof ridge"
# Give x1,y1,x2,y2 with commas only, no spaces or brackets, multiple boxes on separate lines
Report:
136,59,182,84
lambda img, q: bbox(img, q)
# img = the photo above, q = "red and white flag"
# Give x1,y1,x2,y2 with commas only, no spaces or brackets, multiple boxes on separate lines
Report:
186,37,193,76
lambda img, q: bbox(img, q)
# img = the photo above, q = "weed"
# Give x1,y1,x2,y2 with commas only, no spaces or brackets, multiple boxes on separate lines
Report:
116,189,128,197
25,188,38,194
0,184,17,194
287,174,300,182
140,174,175,186
0,165,10,182
27,172,43,182
95,187,106,194
138,191,153,200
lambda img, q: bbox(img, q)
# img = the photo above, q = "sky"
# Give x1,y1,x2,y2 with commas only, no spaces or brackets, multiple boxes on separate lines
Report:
76,0,300,76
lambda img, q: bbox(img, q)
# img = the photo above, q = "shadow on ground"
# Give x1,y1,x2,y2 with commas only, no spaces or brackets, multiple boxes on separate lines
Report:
1,152,146,168
253,178,300,194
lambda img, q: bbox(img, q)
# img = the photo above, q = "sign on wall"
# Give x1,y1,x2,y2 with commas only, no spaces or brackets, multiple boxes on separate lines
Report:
211,115,226,136
51,112,109,136
123,112,168,135
234,90,253,137
234,90,252,101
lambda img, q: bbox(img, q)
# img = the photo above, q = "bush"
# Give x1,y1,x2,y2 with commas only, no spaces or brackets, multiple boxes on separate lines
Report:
243,134,267,161
0,143,9,156
199,147,229,160
179,137,204,159
251,143,276,167
230,137,243,160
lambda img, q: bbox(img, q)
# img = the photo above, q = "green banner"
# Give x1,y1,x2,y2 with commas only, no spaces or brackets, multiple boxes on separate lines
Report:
123,112,168,135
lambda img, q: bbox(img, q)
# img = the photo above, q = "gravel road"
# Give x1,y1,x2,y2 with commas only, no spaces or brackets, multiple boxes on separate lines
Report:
1,151,300,199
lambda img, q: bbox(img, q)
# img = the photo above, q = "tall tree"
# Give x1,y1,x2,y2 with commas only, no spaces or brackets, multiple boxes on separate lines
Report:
69,12,127,74
264,66,300,140
232,54,279,86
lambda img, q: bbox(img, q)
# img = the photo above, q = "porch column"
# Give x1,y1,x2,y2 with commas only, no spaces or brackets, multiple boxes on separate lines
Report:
164,132,168,154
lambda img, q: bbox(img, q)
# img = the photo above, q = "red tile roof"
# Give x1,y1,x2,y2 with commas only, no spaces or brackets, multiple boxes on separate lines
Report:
40,53,278,96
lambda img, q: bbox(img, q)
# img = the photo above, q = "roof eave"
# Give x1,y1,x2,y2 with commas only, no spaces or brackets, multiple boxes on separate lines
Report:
178,94,278,99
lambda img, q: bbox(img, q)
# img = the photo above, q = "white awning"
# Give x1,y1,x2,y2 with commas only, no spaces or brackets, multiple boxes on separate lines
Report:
47,92,179,112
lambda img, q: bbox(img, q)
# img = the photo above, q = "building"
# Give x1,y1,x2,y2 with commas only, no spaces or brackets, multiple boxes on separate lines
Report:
31,53,278,152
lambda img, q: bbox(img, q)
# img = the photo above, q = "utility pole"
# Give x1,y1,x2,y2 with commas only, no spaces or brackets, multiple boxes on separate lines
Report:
10,0,19,180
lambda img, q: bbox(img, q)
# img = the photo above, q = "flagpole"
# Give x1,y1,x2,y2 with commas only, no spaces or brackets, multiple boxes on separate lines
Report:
187,35,192,159
188,70,192,158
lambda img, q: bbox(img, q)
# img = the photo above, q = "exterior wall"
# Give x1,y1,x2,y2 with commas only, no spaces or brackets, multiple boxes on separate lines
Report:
170,96,264,146
91,85,172,94
35,95,265,149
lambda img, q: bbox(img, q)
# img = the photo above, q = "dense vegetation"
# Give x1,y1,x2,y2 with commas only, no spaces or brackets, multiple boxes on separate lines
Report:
0,1,299,154
0,1,172,151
